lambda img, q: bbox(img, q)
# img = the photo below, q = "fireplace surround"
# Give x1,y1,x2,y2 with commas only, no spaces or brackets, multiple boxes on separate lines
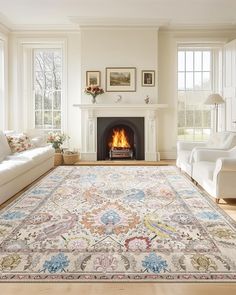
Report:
73,103,168,161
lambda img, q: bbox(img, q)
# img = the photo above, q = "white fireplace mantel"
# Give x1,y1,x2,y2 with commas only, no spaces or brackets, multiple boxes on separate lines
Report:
73,103,168,161
73,103,168,110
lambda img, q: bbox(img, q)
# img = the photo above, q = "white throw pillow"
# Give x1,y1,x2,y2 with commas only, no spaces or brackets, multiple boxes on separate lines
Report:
206,132,230,148
0,130,12,162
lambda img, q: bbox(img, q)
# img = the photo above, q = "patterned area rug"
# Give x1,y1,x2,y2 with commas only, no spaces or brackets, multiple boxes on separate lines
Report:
0,166,236,282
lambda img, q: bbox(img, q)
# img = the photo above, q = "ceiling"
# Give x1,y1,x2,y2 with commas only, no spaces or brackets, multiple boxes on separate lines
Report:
0,0,236,30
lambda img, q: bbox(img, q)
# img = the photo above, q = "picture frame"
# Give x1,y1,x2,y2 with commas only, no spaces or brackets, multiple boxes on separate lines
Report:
142,70,155,87
86,71,101,87
106,67,136,92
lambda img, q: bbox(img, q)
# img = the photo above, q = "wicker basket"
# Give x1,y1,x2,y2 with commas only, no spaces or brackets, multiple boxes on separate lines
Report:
54,153,63,166
63,153,79,165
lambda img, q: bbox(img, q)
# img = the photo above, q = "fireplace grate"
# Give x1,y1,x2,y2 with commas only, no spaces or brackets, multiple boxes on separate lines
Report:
109,147,133,160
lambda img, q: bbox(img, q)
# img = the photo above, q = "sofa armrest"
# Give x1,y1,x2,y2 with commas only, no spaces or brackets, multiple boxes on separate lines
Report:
177,141,206,152
192,149,231,162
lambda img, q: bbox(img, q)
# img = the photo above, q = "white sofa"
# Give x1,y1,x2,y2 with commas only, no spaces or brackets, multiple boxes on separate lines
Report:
176,131,236,177
0,131,54,205
192,147,236,202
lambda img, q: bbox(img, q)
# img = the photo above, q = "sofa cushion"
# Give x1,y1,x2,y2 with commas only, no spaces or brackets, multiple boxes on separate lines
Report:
7,146,54,165
0,158,35,186
7,133,33,153
0,131,12,163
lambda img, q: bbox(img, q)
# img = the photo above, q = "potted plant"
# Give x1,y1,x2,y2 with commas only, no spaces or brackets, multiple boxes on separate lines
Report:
47,132,68,165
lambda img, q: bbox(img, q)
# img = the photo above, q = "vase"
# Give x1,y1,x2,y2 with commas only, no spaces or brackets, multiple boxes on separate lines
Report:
91,96,97,104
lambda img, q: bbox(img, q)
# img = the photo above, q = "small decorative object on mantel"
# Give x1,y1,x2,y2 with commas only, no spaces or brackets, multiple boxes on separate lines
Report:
84,86,104,104
115,94,122,103
144,95,150,104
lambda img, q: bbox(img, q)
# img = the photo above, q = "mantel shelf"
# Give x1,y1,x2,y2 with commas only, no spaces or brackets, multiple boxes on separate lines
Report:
73,103,168,110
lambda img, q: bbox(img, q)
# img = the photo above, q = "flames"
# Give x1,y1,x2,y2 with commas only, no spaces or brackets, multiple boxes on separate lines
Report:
109,128,131,149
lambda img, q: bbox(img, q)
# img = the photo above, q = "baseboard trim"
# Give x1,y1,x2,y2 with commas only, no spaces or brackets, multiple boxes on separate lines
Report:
159,151,176,160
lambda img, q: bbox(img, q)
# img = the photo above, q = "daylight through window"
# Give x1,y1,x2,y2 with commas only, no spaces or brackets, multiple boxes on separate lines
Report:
177,48,213,141
33,49,62,132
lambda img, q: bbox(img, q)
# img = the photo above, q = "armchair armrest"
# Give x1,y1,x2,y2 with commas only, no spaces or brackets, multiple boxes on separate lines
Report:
177,141,206,152
215,158,236,172
192,149,231,162
213,158,236,183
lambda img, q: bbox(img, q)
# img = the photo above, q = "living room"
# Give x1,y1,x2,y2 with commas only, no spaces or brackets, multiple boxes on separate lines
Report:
0,0,236,294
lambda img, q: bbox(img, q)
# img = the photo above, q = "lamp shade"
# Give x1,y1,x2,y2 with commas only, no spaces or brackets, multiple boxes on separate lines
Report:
204,93,224,105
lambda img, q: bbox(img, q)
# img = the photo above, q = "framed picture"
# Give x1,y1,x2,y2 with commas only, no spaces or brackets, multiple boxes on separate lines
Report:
106,67,136,92
142,70,155,87
86,71,101,87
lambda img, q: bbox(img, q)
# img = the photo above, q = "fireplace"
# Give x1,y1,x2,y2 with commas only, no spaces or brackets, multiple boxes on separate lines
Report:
97,117,144,160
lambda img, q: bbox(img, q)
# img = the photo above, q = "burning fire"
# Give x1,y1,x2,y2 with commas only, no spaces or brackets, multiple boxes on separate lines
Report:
109,128,131,148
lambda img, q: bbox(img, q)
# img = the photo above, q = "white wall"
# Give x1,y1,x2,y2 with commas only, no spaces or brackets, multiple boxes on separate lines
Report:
81,28,158,104
0,29,8,130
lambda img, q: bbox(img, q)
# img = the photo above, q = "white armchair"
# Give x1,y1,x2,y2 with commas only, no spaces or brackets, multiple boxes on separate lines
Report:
192,147,236,202
176,131,236,177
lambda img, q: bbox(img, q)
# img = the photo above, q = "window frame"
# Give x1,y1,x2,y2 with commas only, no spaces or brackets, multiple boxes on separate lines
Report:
18,39,67,133
33,48,63,132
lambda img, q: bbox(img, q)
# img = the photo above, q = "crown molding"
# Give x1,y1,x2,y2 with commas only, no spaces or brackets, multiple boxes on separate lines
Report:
69,16,169,29
160,21,236,32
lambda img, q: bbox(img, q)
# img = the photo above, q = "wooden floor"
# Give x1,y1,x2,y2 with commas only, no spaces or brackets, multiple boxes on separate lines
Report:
1,162,236,294
74,160,175,166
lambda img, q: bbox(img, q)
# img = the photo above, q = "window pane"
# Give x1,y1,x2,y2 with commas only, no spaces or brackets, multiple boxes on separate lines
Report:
44,111,52,128
194,51,202,71
202,72,211,90
194,72,202,89
178,51,185,71
195,110,202,127
186,109,194,126
45,72,53,90
44,92,52,109
54,72,61,90
186,72,193,89
178,72,185,90
53,111,61,129
178,110,185,127
35,71,44,89
35,111,43,128
35,91,42,110
186,51,193,71
203,51,211,71
53,91,61,110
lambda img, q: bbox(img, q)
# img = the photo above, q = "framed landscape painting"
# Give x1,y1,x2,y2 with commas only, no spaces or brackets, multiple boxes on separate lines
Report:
86,71,101,87
106,67,136,92
142,70,155,87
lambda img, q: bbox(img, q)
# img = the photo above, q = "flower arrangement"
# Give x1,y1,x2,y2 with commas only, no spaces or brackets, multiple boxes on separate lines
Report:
84,86,104,103
47,132,68,151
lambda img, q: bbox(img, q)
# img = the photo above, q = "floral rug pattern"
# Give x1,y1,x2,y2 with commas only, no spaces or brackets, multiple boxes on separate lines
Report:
0,166,236,281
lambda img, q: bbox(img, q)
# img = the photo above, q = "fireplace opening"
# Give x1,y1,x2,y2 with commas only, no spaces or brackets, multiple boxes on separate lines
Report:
108,126,134,160
97,117,144,160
